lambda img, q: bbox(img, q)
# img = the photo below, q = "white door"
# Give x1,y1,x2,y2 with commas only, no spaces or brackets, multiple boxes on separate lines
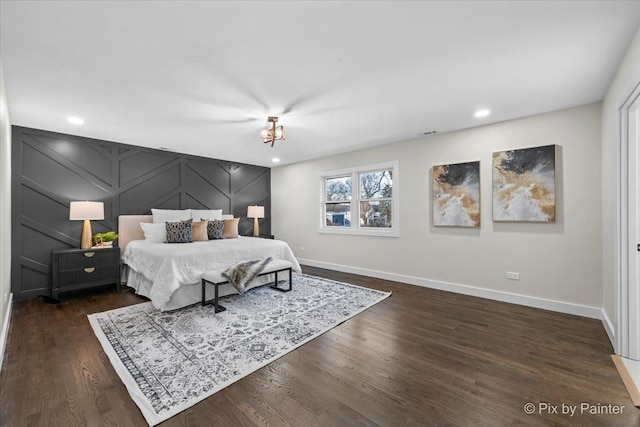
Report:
628,102,640,360
630,99,640,359
617,75,640,360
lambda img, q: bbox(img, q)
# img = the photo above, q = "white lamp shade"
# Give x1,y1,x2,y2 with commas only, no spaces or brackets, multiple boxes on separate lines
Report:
69,201,104,220
247,205,265,218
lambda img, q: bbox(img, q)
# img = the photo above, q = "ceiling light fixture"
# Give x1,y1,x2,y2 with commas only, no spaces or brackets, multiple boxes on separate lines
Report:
474,109,491,118
260,116,285,147
67,116,84,125
272,157,281,163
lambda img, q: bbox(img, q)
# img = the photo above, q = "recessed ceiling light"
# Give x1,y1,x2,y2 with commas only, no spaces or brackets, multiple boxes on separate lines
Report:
272,157,280,163
474,109,491,118
67,116,84,125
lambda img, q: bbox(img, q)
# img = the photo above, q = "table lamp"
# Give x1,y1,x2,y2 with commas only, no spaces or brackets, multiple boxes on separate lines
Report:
69,201,104,249
247,205,265,237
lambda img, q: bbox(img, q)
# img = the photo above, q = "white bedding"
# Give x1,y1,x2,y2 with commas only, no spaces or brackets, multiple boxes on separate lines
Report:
123,237,301,311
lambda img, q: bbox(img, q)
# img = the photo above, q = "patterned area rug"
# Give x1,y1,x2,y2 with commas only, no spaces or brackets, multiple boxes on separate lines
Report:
88,273,391,426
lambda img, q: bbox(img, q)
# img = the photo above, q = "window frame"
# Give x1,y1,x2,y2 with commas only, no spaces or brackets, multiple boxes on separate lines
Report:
319,160,399,237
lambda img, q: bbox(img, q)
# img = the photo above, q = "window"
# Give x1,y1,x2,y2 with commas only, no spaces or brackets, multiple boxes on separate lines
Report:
320,161,399,237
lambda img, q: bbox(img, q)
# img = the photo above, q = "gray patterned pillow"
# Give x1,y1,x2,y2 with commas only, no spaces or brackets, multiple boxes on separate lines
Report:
165,219,193,243
203,218,225,240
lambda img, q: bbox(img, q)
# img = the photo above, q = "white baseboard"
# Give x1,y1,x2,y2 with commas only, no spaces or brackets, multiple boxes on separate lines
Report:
298,258,603,320
601,309,616,350
0,293,13,372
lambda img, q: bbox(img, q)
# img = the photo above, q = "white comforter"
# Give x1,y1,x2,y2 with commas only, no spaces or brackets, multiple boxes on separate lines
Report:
123,237,301,310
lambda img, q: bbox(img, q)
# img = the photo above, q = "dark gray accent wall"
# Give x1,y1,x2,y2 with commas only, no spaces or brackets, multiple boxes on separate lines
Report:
11,126,271,301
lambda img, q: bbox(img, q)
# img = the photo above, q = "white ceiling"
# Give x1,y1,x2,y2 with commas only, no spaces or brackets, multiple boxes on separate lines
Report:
1,1,640,167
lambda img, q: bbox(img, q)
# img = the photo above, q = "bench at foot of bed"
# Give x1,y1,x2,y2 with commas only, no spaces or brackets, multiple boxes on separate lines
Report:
201,260,293,312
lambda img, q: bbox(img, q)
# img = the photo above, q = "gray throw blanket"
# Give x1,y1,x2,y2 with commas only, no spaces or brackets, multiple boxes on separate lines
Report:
221,257,272,293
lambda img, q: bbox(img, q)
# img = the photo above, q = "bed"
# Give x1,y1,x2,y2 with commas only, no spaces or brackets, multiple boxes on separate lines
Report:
118,215,301,311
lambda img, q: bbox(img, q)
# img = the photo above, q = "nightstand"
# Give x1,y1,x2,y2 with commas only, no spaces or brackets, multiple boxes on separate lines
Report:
51,247,120,299
249,235,274,239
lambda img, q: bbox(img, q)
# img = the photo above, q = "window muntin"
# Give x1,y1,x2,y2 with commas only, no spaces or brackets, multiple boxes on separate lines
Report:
359,169,392,228
319,162,398,237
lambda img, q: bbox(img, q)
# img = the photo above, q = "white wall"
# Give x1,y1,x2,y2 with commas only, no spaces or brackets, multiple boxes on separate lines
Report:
601,29,640,338
0,62,12,369
273,103,603,316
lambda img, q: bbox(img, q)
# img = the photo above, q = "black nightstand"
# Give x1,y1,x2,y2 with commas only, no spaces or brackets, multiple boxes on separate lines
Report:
51,247,120,299
249,235,275,239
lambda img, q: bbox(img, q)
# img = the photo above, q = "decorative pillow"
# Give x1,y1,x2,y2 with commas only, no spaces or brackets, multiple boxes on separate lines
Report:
221,214,234,220
165,219,193,243
192,220,208,242
151,208,191,224
140,222,166,243
222,218,239,239
204,219,225,240
191,209,223,221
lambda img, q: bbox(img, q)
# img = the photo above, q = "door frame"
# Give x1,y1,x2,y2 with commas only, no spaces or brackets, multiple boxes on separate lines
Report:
615,66,640,359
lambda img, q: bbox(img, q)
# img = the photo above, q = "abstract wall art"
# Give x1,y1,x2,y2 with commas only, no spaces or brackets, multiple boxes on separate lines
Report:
432,161,480,227
492,145,556,222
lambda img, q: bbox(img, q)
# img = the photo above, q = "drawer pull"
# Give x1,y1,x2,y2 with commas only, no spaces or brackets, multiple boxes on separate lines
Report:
84,252,95,258
84,267,95,273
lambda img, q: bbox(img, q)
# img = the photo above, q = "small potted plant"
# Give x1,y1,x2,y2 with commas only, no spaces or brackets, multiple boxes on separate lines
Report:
92,231,119,247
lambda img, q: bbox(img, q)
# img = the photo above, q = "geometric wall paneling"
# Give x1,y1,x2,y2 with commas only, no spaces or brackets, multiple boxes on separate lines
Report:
187,158,232,194
20,226,65,269
20,267,49,294
29,133,113,186
11,126,271,301
21,184,80,240
118,164,181,213
230,164,268,195
119,151,180,186
229,167,271,235
21,141,113,202
184,165,231,213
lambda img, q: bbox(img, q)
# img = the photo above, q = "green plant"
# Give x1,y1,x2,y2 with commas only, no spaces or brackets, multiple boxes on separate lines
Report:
92,231,119,245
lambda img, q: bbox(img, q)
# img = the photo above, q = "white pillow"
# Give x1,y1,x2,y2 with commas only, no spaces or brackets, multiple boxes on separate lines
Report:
191,209,223,221
140,222,166,243
221,214,234,220
151,208,191,223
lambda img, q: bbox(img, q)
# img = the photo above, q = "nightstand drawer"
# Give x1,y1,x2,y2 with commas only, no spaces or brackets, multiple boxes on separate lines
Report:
58,265,120,288
57,250,118,270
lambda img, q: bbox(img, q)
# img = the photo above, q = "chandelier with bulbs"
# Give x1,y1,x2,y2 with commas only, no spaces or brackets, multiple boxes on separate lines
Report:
260,116,286,147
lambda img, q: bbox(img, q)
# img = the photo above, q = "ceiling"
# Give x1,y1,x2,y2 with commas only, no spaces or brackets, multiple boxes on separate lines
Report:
2,1,640,167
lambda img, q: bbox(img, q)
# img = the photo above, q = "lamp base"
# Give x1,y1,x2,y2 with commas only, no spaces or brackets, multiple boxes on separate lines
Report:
253,217,260,237
81,219,93,249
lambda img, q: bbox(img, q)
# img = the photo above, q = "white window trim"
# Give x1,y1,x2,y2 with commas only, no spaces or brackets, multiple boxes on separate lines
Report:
318,160,399,237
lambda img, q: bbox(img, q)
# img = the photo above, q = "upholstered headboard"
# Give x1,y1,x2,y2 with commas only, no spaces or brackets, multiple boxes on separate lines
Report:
118,215,152,255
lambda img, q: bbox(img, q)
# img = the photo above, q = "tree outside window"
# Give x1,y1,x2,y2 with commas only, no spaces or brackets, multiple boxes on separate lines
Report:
320,161,399,237
359,170,392,228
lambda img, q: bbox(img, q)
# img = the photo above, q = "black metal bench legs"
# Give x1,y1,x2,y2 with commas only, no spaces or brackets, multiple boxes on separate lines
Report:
270,268,293,292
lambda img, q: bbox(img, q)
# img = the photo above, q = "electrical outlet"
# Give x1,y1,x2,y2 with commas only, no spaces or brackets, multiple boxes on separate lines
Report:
507,272,520,280
299,247,306,253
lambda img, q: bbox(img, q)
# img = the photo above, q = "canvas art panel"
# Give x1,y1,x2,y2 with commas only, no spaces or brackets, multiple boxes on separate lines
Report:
432,161,481,227
492,145,556,222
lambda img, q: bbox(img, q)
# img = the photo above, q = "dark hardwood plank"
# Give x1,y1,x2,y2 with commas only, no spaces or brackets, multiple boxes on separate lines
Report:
1,266,639,426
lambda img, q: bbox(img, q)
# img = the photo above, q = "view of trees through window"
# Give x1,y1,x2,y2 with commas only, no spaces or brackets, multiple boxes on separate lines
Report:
359,169,392,228
324,169,392,228
325,176,352,226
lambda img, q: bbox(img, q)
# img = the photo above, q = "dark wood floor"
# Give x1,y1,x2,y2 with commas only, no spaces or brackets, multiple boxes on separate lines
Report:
1,266,638,426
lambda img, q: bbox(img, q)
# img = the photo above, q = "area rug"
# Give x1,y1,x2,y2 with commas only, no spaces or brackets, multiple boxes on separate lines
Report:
88,273,391,426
